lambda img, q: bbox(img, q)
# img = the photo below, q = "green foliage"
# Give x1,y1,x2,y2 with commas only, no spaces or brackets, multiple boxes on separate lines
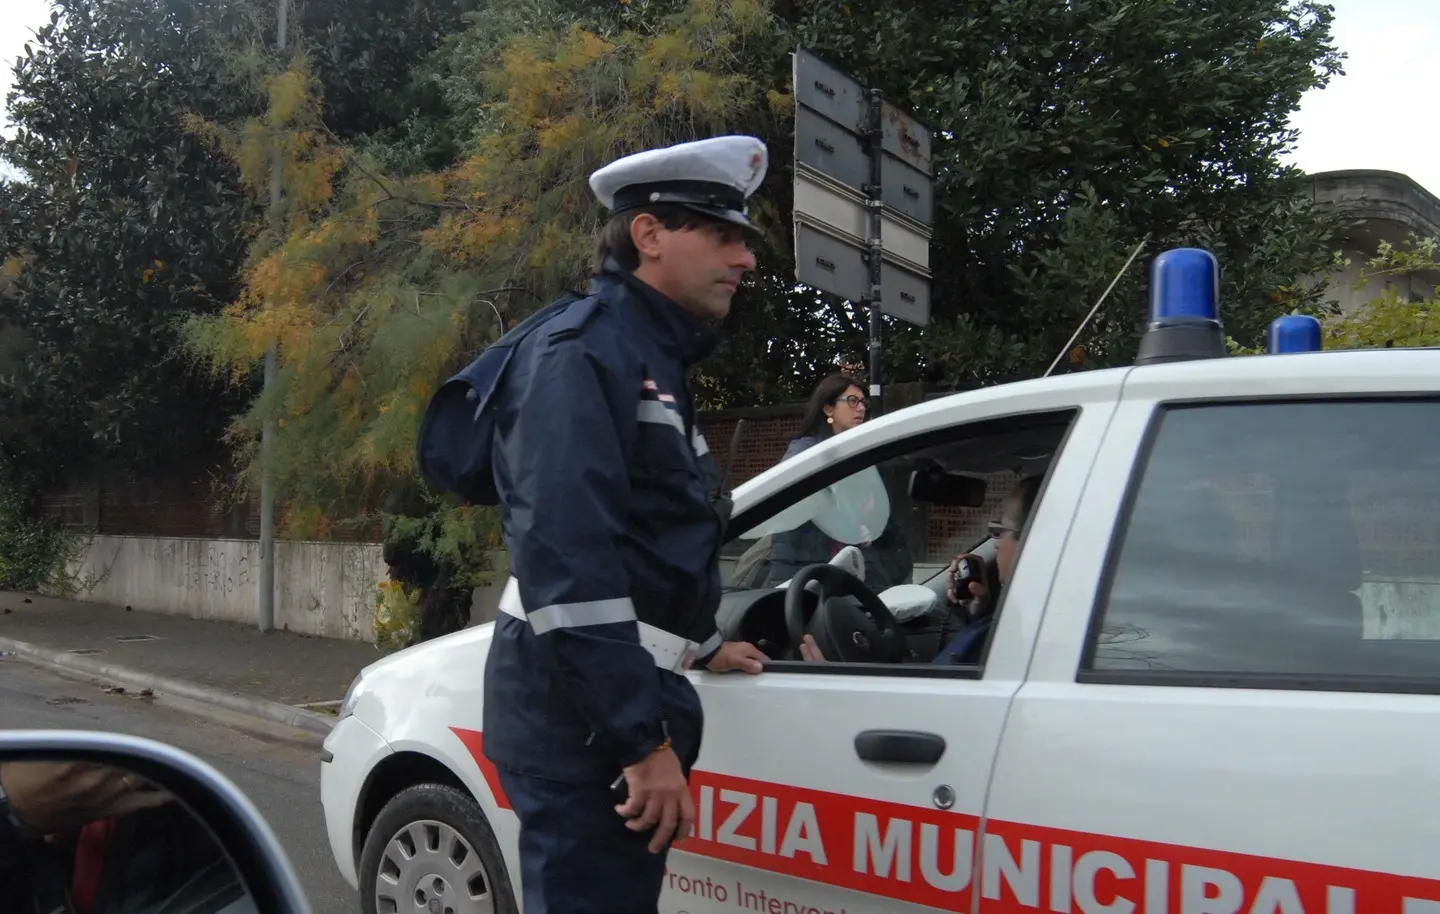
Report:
0,0,476,492
1226,335,1266,357
384,506,501,591
0,0,264,484
373,579,421,654
782,0,1350,386
1225,236,1440,357
3,0,1344,567
183,0,784,536
0,464,94,596
1325,237,1440,350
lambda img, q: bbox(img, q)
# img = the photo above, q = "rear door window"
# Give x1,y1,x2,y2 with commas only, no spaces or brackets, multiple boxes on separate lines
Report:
1083,398,1440,690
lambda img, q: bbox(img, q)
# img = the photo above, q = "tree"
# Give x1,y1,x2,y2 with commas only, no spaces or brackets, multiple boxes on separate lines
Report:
1225,236,1440,357
183,0,789,539
0,0,478,491
184,0,1351,545
774,0,1349,388
1324,237,1440,350
0,0,263,486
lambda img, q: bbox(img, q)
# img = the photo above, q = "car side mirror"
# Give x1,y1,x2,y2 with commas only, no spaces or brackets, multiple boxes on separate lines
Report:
0,730,311,914
908,466,987,507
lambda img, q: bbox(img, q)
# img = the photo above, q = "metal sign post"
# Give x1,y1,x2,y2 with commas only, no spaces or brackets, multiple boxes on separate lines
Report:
792,49,934,416
258,0,288,634
864,88,885,415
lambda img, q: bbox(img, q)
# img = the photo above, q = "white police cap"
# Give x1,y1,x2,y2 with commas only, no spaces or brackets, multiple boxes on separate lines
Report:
589,135,768,234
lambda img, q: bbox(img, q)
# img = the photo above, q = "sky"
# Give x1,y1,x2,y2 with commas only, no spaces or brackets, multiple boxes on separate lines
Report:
0,0,1437,195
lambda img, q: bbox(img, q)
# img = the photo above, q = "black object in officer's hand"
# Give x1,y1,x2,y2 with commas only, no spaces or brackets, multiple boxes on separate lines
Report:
610,773,630,806
952,554,983,594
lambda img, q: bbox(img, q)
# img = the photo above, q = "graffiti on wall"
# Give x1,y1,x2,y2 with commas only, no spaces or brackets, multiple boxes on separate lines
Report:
161,541,254,598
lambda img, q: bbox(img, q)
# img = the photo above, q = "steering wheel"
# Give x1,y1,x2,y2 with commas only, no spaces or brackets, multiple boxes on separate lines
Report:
783,563,906,664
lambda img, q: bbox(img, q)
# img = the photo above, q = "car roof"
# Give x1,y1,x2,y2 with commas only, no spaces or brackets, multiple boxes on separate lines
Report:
731,348,1440,505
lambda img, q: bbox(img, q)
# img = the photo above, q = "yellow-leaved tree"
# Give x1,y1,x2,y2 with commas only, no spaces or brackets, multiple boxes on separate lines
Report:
182,0,786,572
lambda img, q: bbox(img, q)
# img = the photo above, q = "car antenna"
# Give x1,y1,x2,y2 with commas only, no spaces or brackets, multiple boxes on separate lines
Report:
706,418,747,534
719,418,747,497
1042,234,1151,378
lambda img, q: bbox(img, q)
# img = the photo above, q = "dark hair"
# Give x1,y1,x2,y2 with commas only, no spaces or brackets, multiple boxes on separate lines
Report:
796,373,866,439
1004,474,1044,530
592,205,716,273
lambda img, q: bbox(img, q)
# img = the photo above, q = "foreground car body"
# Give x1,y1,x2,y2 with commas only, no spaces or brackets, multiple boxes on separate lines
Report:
324,339,1440,913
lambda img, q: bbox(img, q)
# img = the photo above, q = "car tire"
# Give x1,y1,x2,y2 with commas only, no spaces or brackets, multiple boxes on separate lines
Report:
358,783,517,914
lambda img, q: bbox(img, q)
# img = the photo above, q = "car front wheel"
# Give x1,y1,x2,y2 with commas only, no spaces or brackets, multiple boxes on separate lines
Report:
359,783,517,914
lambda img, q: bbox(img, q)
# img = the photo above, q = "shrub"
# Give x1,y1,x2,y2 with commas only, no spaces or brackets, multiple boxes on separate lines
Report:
0,484,93,596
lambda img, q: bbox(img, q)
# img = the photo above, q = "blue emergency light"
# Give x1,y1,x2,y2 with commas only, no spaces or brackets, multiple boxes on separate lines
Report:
1135,247,1229,366
1266,314,1323,354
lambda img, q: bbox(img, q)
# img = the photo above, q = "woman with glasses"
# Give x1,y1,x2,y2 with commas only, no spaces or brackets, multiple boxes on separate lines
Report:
785,373,870,453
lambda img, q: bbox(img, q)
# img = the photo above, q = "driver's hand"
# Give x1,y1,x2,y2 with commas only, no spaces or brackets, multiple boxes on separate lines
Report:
705,641,767,674
0,761,171,835
946,553,990,606
799,634,828,663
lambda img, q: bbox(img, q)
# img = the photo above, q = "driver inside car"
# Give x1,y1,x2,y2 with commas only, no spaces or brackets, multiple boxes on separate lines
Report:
798,474,1042,666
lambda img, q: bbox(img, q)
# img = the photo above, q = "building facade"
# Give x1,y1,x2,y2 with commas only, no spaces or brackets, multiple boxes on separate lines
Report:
1309,169,1440,312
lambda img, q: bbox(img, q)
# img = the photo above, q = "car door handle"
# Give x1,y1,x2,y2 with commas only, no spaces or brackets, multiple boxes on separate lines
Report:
854,730,947,765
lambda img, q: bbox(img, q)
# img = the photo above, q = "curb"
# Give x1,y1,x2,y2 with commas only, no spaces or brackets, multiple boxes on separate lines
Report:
0,636,337,738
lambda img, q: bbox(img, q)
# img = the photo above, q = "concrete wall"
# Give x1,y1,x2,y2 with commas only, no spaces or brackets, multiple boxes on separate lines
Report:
72,535,385,640
70,535,514,642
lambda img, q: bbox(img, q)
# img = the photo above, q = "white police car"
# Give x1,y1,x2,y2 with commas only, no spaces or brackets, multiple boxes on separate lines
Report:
321,248,1440,913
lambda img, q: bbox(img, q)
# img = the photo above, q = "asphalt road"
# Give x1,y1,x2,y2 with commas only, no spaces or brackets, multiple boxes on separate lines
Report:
0,655,358,914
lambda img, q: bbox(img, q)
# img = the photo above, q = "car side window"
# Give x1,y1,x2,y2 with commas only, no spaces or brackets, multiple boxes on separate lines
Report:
1083,398,1440,690
720,408,1079,675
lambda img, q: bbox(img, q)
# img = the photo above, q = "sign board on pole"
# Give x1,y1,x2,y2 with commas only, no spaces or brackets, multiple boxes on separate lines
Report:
794,222,932,327
791,49,935,328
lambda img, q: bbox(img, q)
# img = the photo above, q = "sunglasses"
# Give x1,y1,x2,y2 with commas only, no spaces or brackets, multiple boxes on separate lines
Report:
987,521,1021,539
834,395,869,409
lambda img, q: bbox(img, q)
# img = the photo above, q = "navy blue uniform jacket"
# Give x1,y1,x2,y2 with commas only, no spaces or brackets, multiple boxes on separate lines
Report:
481,266,727,782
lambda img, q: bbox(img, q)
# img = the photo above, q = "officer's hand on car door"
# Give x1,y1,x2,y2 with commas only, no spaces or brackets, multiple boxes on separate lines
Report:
704,640,767,673
616,744,695,853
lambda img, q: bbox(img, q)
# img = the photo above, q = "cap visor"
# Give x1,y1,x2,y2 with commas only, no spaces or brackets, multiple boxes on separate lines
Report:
680,203,762,237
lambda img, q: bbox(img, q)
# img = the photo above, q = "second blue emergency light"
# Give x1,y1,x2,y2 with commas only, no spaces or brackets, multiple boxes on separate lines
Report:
1135,248,1229,366
1267,314,1323,354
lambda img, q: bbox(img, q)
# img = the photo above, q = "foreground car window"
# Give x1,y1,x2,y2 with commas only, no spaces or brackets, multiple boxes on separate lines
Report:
1085,398,1440,689
723,414,1076,595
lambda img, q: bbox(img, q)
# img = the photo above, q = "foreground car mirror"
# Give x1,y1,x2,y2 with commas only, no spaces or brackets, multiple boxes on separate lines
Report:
0,729,311,914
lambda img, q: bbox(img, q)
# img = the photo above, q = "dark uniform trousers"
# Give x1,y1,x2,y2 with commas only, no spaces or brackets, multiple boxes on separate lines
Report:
496,670,704,914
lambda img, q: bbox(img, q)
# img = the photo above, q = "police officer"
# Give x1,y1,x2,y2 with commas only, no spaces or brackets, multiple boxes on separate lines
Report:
480,135,773,913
